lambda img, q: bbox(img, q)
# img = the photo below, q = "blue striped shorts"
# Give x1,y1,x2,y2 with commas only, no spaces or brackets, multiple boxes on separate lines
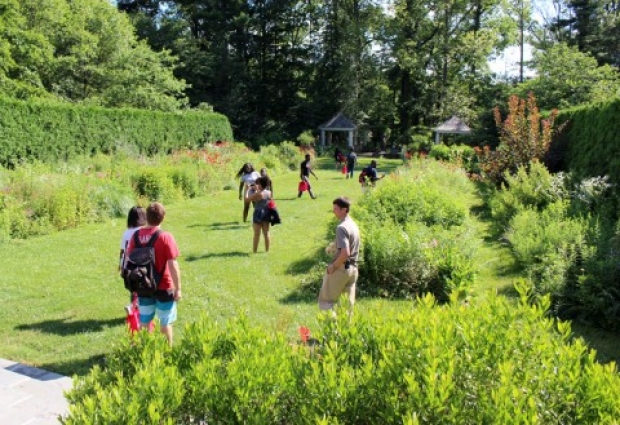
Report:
138,296,177,326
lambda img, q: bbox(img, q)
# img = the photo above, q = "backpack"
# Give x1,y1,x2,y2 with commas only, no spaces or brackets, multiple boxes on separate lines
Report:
358,168,368,184
123,230,162,296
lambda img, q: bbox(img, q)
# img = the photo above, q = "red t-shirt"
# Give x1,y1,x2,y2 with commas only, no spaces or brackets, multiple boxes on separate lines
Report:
126,227,180,291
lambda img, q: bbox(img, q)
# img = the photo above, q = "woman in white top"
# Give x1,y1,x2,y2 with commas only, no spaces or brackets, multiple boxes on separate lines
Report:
119,206,146,272
245,176,272,253
236,163,260,222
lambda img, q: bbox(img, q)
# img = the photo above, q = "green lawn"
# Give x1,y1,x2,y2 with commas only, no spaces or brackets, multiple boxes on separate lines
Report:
0,156,617,376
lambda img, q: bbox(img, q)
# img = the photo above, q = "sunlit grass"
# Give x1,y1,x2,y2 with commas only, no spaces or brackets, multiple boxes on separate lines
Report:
0,155,617,376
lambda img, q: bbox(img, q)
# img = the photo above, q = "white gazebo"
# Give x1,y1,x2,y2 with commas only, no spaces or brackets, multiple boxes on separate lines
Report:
319,112,357,148
433,116,471,145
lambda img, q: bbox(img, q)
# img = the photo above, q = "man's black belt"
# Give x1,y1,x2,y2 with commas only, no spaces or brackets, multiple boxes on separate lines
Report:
344,260,357,269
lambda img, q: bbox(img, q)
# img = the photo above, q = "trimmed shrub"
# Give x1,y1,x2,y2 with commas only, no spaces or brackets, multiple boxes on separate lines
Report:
0,96,233,166
62,293,620,424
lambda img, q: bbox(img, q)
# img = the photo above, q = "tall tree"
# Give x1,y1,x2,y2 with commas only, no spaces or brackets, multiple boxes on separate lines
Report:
0,0,187,110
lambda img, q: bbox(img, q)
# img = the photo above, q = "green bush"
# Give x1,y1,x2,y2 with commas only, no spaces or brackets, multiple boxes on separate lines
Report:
490,161,566,227
132,169,181,204
429,144,478,174
428,143,451,161
62,293,620,424
355,160,477,300
360,220,476,300
506,201,591,296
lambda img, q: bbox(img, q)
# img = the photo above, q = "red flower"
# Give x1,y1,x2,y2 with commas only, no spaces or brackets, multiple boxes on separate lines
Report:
298,326,311,344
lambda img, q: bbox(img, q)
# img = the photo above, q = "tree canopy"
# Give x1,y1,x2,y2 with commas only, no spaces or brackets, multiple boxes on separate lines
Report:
1,0,618,144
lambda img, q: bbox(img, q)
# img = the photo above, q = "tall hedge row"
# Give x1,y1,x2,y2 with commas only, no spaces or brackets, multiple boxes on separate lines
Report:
0,97,233,166
556,98,620,184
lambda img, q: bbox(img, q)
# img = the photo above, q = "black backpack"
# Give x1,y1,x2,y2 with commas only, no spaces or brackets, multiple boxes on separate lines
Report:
123,230,162,296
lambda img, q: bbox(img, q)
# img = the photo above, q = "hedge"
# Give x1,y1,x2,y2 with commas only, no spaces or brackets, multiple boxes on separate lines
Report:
554,98,620,184
0,97,233,166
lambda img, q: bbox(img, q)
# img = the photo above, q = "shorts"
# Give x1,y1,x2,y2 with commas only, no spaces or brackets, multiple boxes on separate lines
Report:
138,296,177,326
318,266,358,310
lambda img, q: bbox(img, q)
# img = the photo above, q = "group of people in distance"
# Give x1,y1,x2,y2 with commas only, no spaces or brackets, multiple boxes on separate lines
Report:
118,151,386,345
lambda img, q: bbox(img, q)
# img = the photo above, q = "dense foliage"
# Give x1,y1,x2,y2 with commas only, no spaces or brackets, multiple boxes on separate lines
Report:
0,96,232,166
354,159,478,301
489,161,620,329
62,291,620,424
0,142,299,241
556,97,620,186
0,0,187,110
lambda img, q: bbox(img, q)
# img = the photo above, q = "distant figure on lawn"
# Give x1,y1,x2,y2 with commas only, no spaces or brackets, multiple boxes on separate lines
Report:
245,176,273,253
260,167,273,197
125,202,182,345
236,163,260,222
334,147,343,169
119,206,146,273
319,197,360,315
346,149,357,179
298,154,318,199
360,160,386,191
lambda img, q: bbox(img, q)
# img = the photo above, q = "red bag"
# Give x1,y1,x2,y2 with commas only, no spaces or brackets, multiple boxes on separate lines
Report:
298,181,308,192
267,199,276,209
341,165,347,174
126,294,154,334
126,295,140,333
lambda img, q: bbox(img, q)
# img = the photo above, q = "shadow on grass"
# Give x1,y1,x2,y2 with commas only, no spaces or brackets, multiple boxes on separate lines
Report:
16,318,125,336
279,285,318,305
569,322,620,366
185,251,250,262
188,221,246,230
39,353,106,377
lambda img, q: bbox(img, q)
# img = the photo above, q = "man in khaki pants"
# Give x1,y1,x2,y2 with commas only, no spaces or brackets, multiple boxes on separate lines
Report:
318,197,361,313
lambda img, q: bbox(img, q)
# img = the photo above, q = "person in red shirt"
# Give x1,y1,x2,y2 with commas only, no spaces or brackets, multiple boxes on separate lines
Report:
125,202,181,345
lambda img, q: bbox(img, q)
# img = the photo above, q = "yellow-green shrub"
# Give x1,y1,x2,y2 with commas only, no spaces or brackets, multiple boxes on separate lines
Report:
63,291,620,424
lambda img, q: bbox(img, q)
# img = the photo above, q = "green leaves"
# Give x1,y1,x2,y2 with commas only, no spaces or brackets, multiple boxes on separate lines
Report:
63,296,620,423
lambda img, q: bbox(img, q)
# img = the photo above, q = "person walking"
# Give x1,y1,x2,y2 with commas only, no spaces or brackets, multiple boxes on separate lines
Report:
318,197,360,315
245,176,272,253
298,154,318,199
260,167,273,197
119,206,146,273
124,202,181,345
346,149,357,179
236,163,260,222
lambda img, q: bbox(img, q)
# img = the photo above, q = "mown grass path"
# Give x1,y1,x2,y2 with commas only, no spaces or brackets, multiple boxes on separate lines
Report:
0,157,616,376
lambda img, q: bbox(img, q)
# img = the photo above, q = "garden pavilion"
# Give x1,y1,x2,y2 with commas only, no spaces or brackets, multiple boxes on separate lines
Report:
319,112,357,149
433,116,471,144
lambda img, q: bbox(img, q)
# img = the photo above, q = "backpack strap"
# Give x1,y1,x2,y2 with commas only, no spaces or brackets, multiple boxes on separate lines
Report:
132,229,161,248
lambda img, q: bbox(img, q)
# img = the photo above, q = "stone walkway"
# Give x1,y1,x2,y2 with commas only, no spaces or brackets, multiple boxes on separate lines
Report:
0,358,71,425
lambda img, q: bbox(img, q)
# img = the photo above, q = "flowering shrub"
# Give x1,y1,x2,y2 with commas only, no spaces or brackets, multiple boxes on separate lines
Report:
477,93,558,186
0,142,293,240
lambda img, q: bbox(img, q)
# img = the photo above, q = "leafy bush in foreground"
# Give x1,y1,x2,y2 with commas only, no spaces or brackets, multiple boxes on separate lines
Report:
63,291,620,424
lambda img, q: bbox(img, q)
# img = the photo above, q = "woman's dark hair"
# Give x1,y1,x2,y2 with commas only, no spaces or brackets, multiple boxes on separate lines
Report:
236,162,255,178
127,206,146,228
255,176,269,189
